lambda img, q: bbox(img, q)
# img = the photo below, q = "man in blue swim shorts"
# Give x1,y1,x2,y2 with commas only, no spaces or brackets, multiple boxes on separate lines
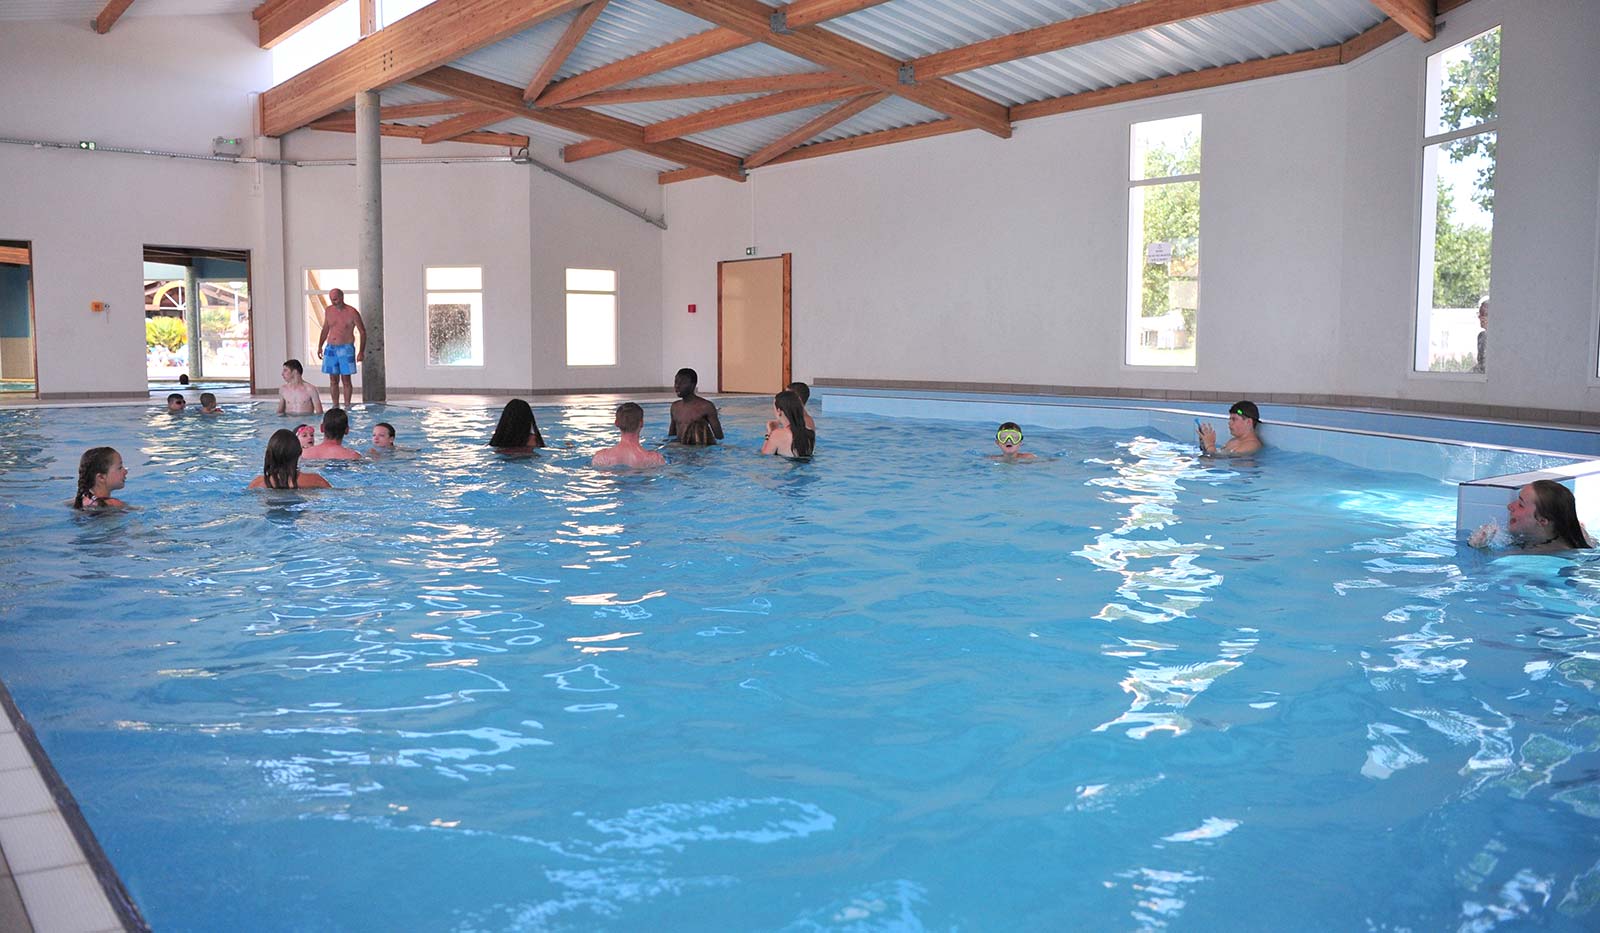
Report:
316,288,367,409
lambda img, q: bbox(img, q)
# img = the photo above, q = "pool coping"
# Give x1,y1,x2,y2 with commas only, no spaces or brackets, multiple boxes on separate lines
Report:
0,679,147,932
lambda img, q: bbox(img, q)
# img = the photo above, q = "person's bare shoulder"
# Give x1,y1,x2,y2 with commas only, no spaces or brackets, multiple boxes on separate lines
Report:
592,448,618,467
300,472,333,488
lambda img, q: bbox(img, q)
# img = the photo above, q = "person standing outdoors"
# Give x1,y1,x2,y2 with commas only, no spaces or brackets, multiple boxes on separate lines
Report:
317,288,367,409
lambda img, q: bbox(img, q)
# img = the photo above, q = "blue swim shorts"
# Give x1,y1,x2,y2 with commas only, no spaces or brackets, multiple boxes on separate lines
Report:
321,343,357,375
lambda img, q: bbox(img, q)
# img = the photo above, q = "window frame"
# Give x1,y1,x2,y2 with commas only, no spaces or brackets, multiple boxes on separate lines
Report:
1122,113,1202,373
1408,24,1501,381
423,264,486,369
564,267,619,368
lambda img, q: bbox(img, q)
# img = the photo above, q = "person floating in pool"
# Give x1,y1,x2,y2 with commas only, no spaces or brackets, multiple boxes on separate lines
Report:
70,447,129,509
668,368,723,440
490,399,546,456
593,402,666,469
1469,480,1595,552
249,429,332,490
761,390,815,460
166,393,187,414
293,423,316,450
679,416,717,447
316,288,366,410
1198,400,1263,457
301,408,363,461
991,422,1036,461
199,392,223,414
277,358,323,416
368,421,397,457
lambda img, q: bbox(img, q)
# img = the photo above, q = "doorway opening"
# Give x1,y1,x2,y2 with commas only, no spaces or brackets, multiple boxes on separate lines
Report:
144,245,254,392
0,240,38,397
718,253,791,393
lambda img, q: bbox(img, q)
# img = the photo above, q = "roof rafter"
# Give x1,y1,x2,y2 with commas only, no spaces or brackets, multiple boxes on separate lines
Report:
524,0,612,101
556,72,857,108
421,109,507,143
260,0,591,136
744,90,887,168
411,65,747,180
640,85,867,143
912,0,1274,81
252,0,345,49
311,121,530,149
93,0,137,34
563,139,626,162
652,0,1011,138
533,0,892,108
1367,0,1435,41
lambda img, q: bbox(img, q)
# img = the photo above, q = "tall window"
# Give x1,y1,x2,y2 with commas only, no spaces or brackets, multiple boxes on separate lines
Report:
1415,25,1499,374
1127,114,1201,367
426,266,484,366
270,1,358,84
304,269,357,363
566,269,617,366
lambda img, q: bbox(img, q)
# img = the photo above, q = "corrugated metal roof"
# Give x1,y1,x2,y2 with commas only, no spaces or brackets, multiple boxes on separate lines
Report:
0,0,256,18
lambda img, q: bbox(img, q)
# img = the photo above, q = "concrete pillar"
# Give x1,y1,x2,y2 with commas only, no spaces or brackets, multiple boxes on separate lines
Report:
356,90,385,402
183,264,202,379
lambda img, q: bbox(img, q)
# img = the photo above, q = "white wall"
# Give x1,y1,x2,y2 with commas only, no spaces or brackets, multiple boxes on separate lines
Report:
661,0,1600,414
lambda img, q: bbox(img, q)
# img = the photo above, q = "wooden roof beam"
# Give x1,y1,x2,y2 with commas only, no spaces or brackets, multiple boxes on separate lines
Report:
93,0,137,34
912,0,1273,81
563,139,627,162
314,100,482,123
653,0,1012,138
311,121,531,149
660,115,965,182
524,0,611,101
1368,0,1435,41
556,72,856,108
535,0,893,108
640,85,866,143
421,110,508,143
252,0,344,49
744,90,887,168
260,0,590,136
412,66,747,180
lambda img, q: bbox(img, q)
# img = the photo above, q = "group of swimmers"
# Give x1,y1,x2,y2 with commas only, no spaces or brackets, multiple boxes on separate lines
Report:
67,376,1592,555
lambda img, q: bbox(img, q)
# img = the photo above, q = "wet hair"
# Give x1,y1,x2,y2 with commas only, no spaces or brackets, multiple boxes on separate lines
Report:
262,429,304,489
73,447,119,509
674,367,698,399
680,417,717,446
167,393,185,406
1530,480,1592,549
489,399,545,449
284,359,303,375
788,381,810,405
374,422,395,441
1229,400,1261,429
200,392,217,407
774,390,814,459
998,421,1022,433
321,407,349,441
616,402,644,434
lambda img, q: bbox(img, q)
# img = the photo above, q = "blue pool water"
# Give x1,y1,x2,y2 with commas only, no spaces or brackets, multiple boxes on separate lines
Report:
1,399,1598,931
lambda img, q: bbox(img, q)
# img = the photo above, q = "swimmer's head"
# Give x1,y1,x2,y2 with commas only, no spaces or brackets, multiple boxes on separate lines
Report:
322,407,349,442
294,424,315,448
166,393,186,412
615,402,644,434
788,381,810,405
283,359,304,378
200,392,218,410
1228,401,1261,433
372,422,395,448
996,422,1024,451
674,368,698,399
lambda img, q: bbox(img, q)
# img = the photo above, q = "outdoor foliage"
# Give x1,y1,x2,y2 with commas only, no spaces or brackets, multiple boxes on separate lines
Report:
1441,26,1499,212
1433,179,1492,308
1140,136,1200,322
146,316,187,352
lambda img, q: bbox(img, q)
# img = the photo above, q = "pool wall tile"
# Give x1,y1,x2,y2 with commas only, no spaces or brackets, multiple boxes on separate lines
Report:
0,812,81,876
12,864,122,933
0,768,53,820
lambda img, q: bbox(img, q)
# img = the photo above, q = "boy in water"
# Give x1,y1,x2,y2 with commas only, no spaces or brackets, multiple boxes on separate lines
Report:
277,359,323,416
593,402,665,469
301,407,363,461
992,422,1036,461
166,393,187,413
199,392,223,414
368,422,396,457
667,367,723,440
316,289,366,409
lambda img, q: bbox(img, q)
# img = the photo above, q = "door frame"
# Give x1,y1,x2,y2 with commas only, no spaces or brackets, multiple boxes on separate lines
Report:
715,252,791,393
142,244,256,393
0,240,39,399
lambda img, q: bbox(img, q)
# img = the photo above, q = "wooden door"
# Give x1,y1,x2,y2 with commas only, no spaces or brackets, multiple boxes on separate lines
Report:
718,254,790,393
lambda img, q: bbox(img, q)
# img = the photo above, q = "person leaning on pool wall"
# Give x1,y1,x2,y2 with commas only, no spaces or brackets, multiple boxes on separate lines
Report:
1197,400,1263,457
1470,479,1595,552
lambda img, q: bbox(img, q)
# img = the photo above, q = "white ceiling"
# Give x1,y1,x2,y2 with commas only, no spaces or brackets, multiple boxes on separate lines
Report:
0,0,257,21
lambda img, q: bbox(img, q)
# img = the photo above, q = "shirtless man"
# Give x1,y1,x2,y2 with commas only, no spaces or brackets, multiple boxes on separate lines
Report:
316,289,366,409
276,359,323,416
301,407,363,461
667,368,723,440
593,402,665,469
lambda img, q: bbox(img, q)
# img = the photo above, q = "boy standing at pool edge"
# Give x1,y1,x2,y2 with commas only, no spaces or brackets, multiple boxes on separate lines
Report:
317,288,366,410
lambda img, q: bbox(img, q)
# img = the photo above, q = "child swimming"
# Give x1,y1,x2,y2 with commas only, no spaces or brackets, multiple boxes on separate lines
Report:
70,447,129,509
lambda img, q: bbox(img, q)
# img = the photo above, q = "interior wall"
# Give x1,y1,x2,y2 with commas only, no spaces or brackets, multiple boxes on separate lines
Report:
661,0,1600,414
0,14,278,396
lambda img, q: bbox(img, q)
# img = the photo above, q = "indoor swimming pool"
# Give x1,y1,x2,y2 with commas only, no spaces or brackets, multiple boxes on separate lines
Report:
0,397,1597,930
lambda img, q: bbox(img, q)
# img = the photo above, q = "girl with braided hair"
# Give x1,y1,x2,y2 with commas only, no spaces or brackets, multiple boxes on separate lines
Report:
70,447,128,509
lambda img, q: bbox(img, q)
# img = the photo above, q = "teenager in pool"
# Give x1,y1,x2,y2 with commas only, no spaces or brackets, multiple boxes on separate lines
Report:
1198,400,1263,457
992,422,1036,461
302,408,363,461
249,429,331,490
70,447,129,509
761,390,815,460
1470,480,1595,552
668,367,723,440
592,402,665,469
368,422,397,456
489,399,546,456
276,359,323,416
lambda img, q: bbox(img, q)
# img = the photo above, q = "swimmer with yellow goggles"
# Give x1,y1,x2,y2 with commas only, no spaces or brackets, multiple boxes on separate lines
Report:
993,422,1035,459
